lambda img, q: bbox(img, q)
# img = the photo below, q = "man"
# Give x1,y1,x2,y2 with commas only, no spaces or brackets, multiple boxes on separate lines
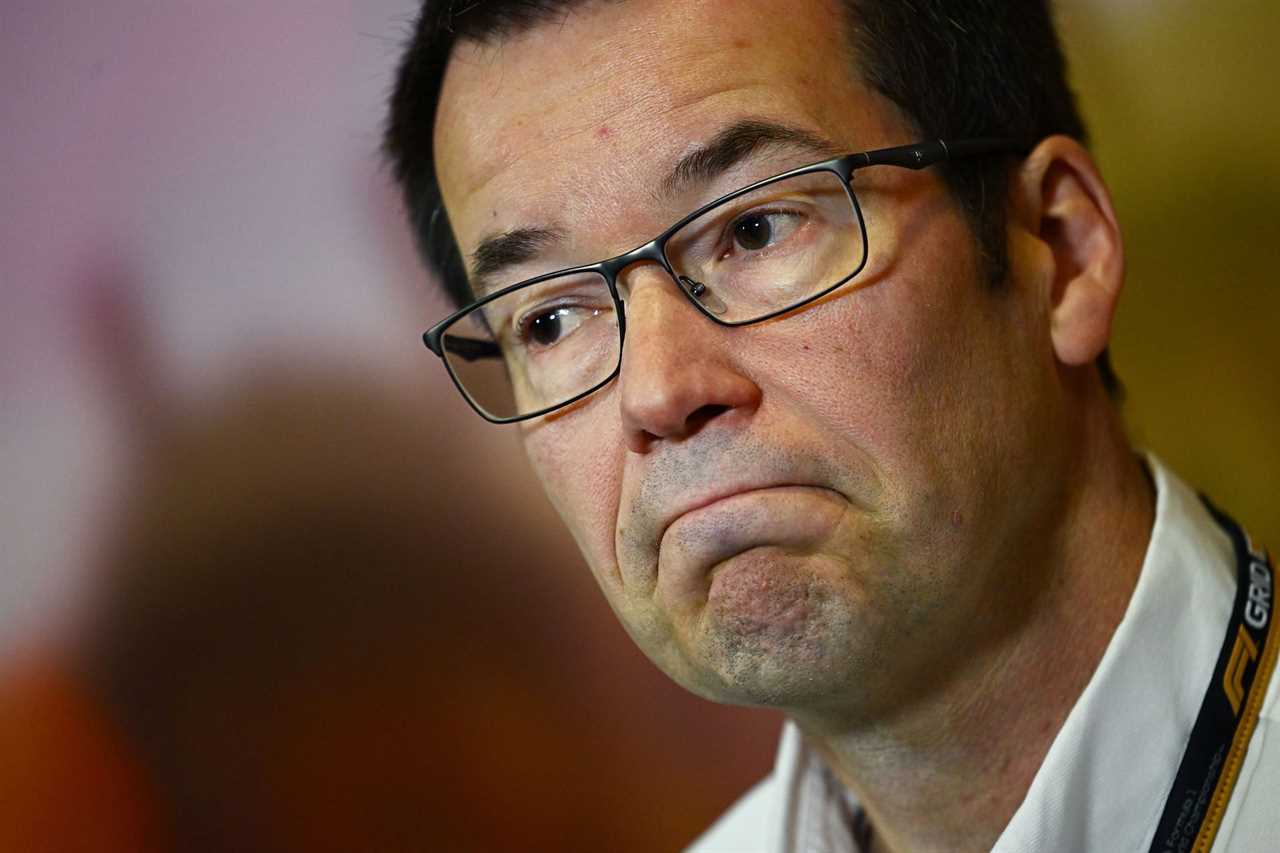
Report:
383,1,1278,850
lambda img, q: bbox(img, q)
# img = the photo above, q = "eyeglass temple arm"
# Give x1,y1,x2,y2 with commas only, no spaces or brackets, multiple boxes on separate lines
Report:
439,334,502,362
856,138,1028,171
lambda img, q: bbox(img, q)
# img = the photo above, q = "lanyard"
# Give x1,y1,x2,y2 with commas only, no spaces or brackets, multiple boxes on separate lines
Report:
1147,498,1277,853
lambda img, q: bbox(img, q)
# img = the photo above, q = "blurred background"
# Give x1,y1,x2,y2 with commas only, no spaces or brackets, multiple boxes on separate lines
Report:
0,1,1276,850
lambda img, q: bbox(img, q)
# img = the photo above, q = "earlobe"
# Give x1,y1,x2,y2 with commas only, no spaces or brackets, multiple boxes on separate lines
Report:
1017,136,1126,368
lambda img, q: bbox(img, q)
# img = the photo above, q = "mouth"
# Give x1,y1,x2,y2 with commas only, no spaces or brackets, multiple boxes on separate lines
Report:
613,442,881,593
660,479,819,537
657,482,843,545
655,484,850,589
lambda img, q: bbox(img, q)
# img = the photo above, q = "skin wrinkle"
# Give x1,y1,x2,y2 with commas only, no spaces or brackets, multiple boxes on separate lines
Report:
444,40,781,206
438,8,852,241
469,122,845,292
447,93,813,274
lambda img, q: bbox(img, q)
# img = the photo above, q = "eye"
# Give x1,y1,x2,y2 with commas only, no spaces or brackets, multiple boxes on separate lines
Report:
516,305,597,349
728,209,804,254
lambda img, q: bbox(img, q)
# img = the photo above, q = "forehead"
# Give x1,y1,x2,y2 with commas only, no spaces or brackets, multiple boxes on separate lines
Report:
434,0,891,257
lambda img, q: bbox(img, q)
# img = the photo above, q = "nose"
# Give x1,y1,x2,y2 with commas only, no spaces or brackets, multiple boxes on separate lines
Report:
617,265,761,453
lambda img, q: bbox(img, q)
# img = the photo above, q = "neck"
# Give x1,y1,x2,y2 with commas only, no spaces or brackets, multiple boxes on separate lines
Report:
796,393,1155,853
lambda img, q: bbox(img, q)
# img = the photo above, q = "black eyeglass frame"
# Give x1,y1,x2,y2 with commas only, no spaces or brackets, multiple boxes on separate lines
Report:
423,137,1028,424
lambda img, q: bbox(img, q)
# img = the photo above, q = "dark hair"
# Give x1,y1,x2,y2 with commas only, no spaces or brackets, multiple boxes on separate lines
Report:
384,0,1119,395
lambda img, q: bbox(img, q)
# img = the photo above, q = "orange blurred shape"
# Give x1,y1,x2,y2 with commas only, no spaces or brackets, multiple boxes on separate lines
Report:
0,658,169,853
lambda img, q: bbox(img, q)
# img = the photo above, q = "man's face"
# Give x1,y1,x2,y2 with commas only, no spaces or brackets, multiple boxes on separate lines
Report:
435,0,1067,718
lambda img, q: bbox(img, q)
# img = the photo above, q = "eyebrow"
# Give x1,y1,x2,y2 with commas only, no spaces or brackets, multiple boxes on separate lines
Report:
471,226,565,286
661,119,841,197
466,119,841,290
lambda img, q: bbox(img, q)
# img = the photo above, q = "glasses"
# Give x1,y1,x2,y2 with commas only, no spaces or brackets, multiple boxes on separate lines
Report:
423,138,1024,423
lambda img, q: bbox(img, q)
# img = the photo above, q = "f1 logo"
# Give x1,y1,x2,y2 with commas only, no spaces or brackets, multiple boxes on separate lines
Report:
1224,625,1259,716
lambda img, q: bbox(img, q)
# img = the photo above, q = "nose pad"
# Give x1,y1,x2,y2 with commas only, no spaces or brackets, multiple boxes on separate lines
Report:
677,275,728,316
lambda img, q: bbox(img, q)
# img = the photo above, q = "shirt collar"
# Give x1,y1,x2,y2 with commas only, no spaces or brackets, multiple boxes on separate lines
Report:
995,455,1236,851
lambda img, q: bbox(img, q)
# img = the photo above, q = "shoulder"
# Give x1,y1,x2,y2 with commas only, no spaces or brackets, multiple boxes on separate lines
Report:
685,775,781,853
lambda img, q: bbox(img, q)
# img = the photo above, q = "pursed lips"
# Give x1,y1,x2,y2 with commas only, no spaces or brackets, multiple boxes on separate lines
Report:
612,435,882,575
644,482,852,601
656,481,837,548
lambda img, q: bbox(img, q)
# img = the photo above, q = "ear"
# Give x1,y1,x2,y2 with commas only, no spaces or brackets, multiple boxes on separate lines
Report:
1011,136,1125,368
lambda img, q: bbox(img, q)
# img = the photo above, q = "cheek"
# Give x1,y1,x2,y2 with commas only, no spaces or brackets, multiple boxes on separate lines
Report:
768,224,1008,493
764,287,946,448
521,410,625,585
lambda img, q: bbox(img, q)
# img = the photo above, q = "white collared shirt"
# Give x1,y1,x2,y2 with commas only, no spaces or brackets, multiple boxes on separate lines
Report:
690,458,1280,852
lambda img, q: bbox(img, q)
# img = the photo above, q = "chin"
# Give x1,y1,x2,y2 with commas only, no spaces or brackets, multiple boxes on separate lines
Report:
682,565,873,710
692,636,868,711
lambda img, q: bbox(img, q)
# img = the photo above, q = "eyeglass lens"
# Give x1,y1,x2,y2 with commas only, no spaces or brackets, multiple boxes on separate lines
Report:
440,169,866,420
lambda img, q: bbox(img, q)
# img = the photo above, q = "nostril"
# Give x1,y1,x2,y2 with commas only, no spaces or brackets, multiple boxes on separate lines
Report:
685,403,731,433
